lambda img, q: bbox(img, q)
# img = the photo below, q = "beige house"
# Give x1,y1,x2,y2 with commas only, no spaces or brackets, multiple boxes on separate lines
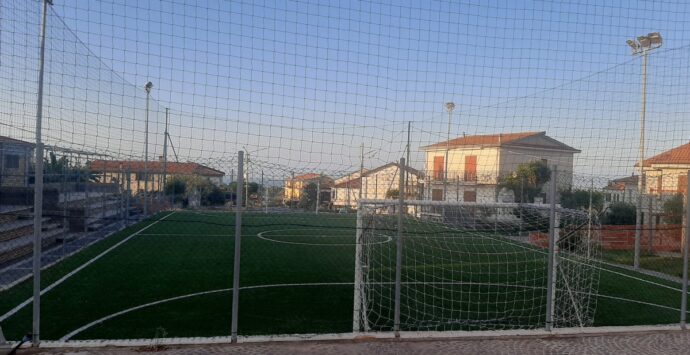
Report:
90,159,225,194
0,136,33,187
603,175,639,209
283,173,333,204
639,142,690,196
331,163,422,209
420,131,580,203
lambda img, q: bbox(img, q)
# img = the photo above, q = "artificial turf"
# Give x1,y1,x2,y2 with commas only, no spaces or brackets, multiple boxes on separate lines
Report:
0,210,687,340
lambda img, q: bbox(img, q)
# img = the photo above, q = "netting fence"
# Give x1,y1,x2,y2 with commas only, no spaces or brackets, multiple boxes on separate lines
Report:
2,0,690,345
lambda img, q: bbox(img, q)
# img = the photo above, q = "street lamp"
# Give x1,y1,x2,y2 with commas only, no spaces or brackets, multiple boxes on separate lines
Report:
444,102,455,203
627,32,662,270
144,81,153,217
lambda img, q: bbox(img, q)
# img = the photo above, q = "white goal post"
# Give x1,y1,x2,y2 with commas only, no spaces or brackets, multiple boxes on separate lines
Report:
353,199,600,333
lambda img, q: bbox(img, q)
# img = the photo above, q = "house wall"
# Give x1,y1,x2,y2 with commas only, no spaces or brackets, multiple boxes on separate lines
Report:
100,172,221,194
424,147,500,184
498,147,575,189
644,165,689,195
0,143,33,187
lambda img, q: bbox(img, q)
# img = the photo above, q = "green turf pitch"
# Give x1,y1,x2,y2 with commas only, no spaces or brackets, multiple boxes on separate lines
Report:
0,210,687,340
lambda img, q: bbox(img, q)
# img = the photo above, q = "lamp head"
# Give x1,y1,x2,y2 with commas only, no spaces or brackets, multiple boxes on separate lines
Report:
145,82,153,93
445,102,456,112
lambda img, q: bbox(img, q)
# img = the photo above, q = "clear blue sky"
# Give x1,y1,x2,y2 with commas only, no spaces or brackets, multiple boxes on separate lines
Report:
3,0,690,181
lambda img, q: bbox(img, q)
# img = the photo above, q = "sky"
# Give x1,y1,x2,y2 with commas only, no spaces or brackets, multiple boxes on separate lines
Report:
2,0,690,182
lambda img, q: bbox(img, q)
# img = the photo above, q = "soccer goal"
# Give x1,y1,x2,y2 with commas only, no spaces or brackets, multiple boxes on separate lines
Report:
353,199,600,333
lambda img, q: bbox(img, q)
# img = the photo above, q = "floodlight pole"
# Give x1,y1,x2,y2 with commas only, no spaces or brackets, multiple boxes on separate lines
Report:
144,82,153,218
316,173,321,214
628,33,662,270
231,151,244,342
393,157,406,337
31,0,51,346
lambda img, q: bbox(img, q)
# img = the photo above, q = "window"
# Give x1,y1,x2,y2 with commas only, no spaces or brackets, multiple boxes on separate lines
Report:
463,190,477,202
432,189,443,201
4,154,19,169
136,172,148,181
464,155,477,181
678,174,688,194
433,156,444,180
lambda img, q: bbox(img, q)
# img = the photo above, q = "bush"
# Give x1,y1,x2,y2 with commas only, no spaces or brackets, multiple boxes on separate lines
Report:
662,194,683,224
602,202,636,225
204,187,226,206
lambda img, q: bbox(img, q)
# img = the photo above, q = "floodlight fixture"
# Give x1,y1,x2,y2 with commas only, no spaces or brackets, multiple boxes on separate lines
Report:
445,102,455,113
647,32,662,46
626,39,639,51
145,81,153,93
637,35,651,48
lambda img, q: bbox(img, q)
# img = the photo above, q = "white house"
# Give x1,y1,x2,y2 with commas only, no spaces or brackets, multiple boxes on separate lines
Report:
603,175,639,209
331,163,422,209
420,131,580,203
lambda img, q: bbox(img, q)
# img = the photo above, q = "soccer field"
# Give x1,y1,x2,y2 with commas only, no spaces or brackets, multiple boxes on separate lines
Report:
0,210,687,341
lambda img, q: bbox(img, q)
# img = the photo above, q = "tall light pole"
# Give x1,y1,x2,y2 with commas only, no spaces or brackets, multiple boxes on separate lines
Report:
144,81,153,217
444,102,455,203
627,32,662,269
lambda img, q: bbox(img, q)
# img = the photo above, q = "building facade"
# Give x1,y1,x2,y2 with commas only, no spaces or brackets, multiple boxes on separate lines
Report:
331,163,422,209
420,131,580,203
90,159,225,194
283,173,334,204
0,136,34,188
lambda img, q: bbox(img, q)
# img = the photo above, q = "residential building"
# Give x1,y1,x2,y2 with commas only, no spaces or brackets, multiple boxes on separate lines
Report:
638,142,690,196
90,159,225,194
602,175,639,210
420,131,580,203
331,162,422,209
0,136,34,187
283,173,334,204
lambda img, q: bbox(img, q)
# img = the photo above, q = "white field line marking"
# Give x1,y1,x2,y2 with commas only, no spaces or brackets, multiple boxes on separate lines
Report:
61,282,352,341
0,211,176,323
257,228,391,246
61,280,687,341
138,233,230,236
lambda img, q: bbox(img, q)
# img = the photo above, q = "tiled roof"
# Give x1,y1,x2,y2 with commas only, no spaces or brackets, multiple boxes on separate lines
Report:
291,173,322,181
90,160,225,177
604,175,638,191
0,135,34,146
421,131,579,153
421,132,542,150
640,142,690,166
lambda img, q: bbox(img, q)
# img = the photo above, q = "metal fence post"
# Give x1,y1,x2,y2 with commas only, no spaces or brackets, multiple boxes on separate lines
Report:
545,165,558,331
353,203,364,332
393,158,406,336
31,0,50,345
231,151,244,342
681,169,690,328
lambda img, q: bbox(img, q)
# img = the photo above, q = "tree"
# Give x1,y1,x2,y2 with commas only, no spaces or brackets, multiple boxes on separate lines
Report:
298,182,318,210
602,202,636,225
499,161,551,203
204,186,227,206
560,189,604,212
385,188,399,199
662,194,683,224
164,178,187,196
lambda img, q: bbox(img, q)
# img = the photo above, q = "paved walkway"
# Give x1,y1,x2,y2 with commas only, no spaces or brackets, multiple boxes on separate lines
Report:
17,330,690,354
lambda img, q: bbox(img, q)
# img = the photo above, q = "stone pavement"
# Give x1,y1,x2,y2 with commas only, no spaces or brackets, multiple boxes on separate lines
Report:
15,330,690,354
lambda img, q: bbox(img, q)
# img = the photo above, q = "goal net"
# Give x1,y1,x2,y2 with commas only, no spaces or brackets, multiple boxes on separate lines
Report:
353,200,600,332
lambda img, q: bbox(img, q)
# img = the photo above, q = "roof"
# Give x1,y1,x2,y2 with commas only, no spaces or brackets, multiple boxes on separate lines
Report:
291,173,322,181
90,160,225,177
333,162,423,189
0,136,34,147
604,175,638,191
639,142,690,166
420,131,580,152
